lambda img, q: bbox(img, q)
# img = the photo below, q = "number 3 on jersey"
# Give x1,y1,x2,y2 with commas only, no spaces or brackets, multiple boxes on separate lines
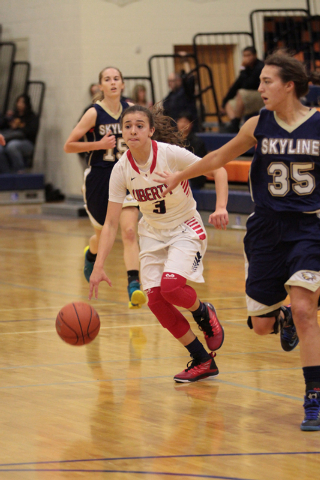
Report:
153,200,166,214
268,162,315,196
103,137,127,162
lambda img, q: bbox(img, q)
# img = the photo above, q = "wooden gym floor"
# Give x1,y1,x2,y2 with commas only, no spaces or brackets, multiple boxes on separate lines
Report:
0,204,319,480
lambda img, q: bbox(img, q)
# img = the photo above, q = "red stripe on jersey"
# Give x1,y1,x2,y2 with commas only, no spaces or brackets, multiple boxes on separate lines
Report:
150,140,158,174
126,150,140,174
126,140,158,175
181,180,190,196
185,217,206,240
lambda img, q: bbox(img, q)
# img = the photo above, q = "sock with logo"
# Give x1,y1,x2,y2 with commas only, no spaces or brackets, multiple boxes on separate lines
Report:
303,365,320,393
185,337,211,361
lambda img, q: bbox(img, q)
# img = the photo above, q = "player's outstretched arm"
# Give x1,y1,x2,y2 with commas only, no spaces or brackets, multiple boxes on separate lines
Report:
208,167,229,230
154,116,259,196
64,107,116,154
89,202,123,300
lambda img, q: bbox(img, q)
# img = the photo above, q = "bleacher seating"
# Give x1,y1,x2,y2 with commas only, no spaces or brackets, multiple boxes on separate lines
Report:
0,28,45,204
0,173,44,204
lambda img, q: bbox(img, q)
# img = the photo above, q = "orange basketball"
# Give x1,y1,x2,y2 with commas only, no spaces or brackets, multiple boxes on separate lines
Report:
56,302,100,346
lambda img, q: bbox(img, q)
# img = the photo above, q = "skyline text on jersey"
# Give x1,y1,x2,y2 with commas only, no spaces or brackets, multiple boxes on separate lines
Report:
99,124,122,136
261,138,320,156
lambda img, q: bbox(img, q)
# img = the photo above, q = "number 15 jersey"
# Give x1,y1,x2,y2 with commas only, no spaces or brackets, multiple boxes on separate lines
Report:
85,99,129,170
250,108,320,213
109,140,201,229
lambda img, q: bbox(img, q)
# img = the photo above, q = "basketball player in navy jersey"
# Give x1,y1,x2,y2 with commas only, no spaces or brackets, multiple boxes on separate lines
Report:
156,53,320,431
64,67,146,309
89,104,229,383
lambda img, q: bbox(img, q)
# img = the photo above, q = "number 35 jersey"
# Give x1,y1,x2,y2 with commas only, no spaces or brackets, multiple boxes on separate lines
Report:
250,108,320,213
85,99,129,170
109,140,200,229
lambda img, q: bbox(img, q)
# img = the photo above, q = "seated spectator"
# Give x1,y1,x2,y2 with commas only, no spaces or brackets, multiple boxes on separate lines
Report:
163,52,199,131
0,94,39,173
220,46,264,133
131,84,152,108
176,112,207,189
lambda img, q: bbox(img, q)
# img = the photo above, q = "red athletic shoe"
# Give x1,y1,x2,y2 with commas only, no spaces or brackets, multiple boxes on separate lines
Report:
174,353,219,383
195,303,224,351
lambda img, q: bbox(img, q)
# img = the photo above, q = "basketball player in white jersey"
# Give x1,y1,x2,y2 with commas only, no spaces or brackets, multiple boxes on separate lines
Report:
89,105,229,382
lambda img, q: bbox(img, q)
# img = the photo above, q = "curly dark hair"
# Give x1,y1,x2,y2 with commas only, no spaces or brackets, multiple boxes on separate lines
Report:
120,104,186,147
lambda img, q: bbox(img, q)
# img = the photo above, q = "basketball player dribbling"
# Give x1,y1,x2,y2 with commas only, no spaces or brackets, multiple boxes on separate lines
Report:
155,52,320,430
64,67,146,309
89,104,229,383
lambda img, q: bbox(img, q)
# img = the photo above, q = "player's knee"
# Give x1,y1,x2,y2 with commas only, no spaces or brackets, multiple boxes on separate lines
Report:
249,310,280,335
291,303,314,331
160,273,196,309
146,286,189,338
121,224,136,244
160,273,186,303
251,318,272,336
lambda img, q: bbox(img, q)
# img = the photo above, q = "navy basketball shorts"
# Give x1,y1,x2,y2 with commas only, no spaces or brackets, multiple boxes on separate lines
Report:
244,207,320,316
83,166,111,228
83,166,138,229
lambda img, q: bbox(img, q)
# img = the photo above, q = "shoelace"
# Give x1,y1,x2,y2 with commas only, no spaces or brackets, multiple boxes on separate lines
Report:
185,357,206,371
303,397,320,420
197,322,214,337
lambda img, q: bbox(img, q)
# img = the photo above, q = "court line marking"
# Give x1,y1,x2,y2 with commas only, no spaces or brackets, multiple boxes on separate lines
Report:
0,468,251,479
0,450,319,468
0,316,253,335
0,302,119,313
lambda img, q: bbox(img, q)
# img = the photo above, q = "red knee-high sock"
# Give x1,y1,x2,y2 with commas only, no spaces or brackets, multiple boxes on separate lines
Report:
147,287,190,339
161,272,197,309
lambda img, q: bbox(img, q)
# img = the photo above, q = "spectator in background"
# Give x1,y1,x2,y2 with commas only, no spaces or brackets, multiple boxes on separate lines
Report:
85,83,100,112
163,52,199,132
132,84,153,109
0,94,39,173
220,46,264,133
176,112,207,189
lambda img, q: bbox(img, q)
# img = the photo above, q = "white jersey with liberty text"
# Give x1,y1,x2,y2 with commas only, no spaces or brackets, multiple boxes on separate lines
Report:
109,140,202,229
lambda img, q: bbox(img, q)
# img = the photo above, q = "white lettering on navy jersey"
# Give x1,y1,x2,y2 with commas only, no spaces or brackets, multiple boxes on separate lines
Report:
261,138,320,156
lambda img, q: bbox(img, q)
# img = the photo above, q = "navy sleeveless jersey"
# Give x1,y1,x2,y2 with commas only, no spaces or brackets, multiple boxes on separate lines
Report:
250,108,320,212
85,99,129,169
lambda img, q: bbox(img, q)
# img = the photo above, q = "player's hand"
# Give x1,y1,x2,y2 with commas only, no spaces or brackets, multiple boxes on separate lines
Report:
0,134,5,146
89,266,112,300
153,170,181,196
99,130,116,150
209,208,229,230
